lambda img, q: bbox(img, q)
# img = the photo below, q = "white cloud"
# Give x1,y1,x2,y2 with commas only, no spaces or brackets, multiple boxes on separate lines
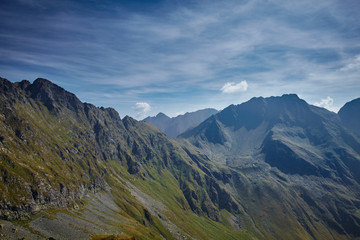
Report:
221,81,248,93
134,102,151,118
314,96,335,112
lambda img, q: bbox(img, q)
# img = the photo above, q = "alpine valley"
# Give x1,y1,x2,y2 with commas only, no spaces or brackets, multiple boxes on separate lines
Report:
1,77,360,240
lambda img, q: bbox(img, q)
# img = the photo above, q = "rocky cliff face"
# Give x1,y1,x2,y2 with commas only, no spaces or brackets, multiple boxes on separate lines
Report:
1,77,111,220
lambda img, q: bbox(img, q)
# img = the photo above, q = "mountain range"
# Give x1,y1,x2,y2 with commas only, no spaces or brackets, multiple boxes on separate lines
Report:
143,109,218,138
0,77,360,240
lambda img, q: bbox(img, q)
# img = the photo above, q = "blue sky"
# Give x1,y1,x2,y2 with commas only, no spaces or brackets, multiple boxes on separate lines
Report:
1,0,359,119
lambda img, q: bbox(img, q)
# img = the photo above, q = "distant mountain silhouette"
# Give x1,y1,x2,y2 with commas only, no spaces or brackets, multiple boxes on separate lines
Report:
143,108,218,138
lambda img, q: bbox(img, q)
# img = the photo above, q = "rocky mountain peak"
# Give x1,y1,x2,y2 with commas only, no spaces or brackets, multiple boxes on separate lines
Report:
156,112,170,119
280,93,300,99
122,115,137,129
25,78,83,112
104,107,121,121
0,77,15,94
13,80,31,90
213,94,307,131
